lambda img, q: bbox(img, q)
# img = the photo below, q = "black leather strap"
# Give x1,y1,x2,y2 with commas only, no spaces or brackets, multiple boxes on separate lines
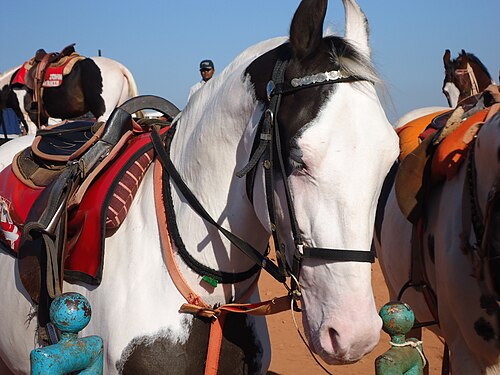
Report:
151,127,285,283
301,247,375,263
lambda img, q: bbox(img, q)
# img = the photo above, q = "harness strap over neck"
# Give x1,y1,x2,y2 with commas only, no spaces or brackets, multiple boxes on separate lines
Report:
151,127,284,283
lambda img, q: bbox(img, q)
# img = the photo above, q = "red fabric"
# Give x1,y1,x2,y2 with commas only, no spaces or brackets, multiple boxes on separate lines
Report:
64,131,159,282
11,65,28,86
0,127,169,284
0,166,44,251
11,56,79,88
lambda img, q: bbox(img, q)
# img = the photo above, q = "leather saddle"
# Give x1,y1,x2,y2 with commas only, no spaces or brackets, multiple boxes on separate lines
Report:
395,93,498,224
12,95,180,334
17,106,135,310
24,43,77,93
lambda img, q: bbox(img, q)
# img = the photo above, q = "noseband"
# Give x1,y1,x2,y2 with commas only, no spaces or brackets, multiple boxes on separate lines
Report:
152,57,375,302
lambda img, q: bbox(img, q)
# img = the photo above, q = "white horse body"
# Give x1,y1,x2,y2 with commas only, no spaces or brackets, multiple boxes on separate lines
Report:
0,1,399,373
0,66,20,89
394,106,450,129
375,111,500,373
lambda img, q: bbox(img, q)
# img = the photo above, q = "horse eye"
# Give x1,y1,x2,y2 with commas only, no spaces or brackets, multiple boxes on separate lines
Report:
289,148,305,171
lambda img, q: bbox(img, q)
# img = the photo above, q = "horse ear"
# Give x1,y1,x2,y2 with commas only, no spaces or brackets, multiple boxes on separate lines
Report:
443,49,451,67
461,50,469,64
289,0,327,60
343,0,370,57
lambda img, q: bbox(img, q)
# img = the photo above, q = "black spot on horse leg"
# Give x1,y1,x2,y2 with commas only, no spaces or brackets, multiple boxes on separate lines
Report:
497,146,500,163
79,58,105,119
427,234,435,263
117,314,263,374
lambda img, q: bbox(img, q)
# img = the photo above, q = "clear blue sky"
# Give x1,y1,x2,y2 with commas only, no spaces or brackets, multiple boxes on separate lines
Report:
1,1,499,123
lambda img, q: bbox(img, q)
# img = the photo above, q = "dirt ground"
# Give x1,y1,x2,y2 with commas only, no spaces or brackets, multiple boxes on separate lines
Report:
259,258,445,375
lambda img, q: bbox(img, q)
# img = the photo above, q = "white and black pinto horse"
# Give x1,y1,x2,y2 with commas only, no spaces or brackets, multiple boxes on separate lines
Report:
0,0,399,373
375,105,500,373
0,55,139,134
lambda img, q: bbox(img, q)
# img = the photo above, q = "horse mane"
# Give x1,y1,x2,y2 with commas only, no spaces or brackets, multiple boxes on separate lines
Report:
456,52,492,80
326,35,380,84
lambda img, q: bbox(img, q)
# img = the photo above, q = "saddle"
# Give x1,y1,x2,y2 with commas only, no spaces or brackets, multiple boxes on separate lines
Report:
23,44,79,93
12,44,85,125
15,107,138,309
395,89,500,223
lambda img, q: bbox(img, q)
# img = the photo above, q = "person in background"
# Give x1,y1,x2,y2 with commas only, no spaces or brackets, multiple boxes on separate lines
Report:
188,59,215,100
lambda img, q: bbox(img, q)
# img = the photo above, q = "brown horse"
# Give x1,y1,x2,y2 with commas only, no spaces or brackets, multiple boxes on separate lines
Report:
443,49,494,108
0,51,139,134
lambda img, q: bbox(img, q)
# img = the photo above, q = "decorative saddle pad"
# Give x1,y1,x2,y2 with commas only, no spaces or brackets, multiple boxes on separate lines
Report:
0,128,167,284
12,53,84,88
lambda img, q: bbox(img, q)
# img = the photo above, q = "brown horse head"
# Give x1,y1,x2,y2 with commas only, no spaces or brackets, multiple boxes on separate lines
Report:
443,49,493,107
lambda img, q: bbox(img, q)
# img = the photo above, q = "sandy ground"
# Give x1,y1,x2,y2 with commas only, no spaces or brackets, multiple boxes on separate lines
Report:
259,258,445,375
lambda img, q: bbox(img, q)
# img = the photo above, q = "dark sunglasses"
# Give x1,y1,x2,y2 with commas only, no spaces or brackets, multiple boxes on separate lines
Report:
200,68,212,72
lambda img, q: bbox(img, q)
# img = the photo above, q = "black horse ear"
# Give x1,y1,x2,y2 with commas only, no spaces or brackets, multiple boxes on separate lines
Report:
461,49,469,64
290,0,327,60
443,49,451,67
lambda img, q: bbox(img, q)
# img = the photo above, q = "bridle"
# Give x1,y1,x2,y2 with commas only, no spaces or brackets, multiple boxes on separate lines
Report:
237,57,375,300
454,63,481,98
151,56,375,304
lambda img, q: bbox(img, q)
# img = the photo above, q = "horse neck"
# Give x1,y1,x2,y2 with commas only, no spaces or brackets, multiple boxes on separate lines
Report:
167,68,270,303
471,62,493,91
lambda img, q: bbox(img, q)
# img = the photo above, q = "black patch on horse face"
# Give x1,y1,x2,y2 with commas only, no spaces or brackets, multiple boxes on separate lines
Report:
245,36,359,176
117,314,263,374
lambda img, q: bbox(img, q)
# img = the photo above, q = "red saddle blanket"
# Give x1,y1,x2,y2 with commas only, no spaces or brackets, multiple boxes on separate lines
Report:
0,129,165,284
12,54,83,88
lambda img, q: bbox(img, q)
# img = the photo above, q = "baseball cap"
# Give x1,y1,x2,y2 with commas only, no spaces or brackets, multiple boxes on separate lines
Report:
199,60,214,70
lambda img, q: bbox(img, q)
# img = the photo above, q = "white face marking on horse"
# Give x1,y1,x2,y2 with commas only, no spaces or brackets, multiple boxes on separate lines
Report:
443,81,460,108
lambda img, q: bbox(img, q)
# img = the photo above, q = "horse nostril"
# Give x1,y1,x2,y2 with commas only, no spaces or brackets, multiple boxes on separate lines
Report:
328,328,343,355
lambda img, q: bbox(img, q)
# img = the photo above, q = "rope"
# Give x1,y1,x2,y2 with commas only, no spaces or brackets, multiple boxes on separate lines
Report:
290,299,334,375
389,340,427,368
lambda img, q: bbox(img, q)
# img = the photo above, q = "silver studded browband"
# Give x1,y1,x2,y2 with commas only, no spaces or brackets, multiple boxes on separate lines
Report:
291,70,349,88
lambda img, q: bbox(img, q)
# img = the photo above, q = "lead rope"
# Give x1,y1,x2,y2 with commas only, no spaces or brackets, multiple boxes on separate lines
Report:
288,287,334,375
389,340,427,368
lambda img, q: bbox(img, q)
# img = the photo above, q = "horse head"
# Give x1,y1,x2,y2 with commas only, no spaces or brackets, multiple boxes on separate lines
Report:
238,0,399,364
443,49,494,108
